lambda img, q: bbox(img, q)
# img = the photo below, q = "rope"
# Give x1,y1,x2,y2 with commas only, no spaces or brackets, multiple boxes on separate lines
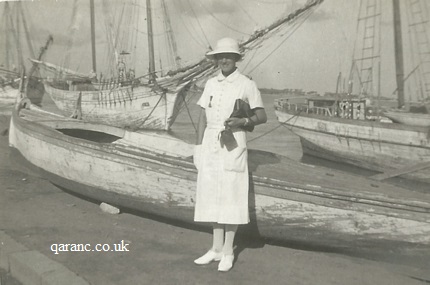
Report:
171,0,208,49
247,0,293,4
186,0,211,47
181,89,197,132
234,0,259,24
246,7,317,74
198,0,252,36
137,91,165,128
247,109,302,143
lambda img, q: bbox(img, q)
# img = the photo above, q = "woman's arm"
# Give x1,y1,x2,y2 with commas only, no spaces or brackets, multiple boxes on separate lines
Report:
196,107,207,145
224,107,267,129
249,108,267,125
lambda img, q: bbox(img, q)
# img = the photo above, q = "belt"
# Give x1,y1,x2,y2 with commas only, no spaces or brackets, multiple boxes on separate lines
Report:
206,124,243,133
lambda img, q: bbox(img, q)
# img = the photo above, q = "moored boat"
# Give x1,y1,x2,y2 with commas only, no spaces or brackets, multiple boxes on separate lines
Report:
0,82,18,103
274,97,430,184
38,0,325,131
383,109,430,127
275,0,430,183
9,97,430,250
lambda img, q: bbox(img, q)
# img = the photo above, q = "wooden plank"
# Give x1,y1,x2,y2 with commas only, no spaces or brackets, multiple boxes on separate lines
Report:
369,161,430,181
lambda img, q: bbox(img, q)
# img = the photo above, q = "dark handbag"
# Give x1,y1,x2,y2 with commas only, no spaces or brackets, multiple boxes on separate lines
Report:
230,99,255,132
219,99,255,151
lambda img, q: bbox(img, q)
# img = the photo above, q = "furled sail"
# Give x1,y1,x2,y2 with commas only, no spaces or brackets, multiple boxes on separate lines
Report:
35,0,324,131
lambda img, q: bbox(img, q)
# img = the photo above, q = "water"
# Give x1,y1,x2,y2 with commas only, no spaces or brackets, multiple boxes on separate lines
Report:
172,91,303,161
173,90,429,192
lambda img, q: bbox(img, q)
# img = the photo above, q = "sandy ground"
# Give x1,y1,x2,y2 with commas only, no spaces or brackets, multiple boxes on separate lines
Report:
0,113,429,285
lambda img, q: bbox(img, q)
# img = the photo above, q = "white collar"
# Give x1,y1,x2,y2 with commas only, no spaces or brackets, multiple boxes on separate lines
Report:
216,69,240,83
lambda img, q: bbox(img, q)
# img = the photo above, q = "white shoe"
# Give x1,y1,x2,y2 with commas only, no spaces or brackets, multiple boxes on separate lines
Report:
218,254,234,272
194,250,222,265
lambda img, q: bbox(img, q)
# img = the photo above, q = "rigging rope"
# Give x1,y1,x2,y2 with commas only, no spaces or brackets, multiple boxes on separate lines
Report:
197,0,252,36
244,7,317,74
180,89,197,132
247,109,302,143
186,0,211,48
172,0,209,49
247,0,294,4
234,0,259,25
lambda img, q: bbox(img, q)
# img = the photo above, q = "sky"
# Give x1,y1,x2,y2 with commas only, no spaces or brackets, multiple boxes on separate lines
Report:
0,0,426,99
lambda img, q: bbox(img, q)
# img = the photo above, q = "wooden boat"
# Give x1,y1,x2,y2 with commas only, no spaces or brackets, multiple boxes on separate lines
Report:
0,74,44,106
8,97,430,250
0,83,18,103
383,110,430,127
0,2,52,106
275,0,430,183
38,0,324,131
274,97,430,183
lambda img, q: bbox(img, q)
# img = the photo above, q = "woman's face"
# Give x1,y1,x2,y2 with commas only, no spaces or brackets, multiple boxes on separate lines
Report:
215,53,239,75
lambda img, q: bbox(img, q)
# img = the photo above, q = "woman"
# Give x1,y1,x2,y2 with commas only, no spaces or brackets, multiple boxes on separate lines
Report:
193,37,267,272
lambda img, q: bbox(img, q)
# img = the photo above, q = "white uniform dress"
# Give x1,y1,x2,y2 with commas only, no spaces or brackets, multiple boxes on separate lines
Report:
194,69,264,225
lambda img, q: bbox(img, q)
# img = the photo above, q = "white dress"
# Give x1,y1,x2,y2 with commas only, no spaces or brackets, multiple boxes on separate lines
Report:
194,69,264,224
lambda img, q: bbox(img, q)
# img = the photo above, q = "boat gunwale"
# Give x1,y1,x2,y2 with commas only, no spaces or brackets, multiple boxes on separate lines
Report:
275,107,430,132
11,106,430,220
275,109,430,149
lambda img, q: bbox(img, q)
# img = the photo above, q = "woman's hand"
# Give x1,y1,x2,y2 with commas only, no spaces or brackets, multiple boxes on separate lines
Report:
224,117,245,129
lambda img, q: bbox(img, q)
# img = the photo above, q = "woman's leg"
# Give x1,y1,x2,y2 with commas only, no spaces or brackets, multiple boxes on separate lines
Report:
218,224,238,271
194,223,224,265
222,224,238,255
212,223,224,252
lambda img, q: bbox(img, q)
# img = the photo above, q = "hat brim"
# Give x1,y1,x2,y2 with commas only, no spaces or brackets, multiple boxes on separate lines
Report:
205,50,243,61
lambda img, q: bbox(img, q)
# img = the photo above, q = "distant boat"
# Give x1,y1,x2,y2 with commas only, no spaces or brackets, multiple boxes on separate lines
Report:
0,80,19,103
9,97,430,249
0,1,49,105
275,0,430,184
0,2,21,102
383,109,430,127
38,0,325,130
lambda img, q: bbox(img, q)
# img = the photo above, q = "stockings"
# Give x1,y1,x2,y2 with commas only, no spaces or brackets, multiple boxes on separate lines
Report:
211,223,238,255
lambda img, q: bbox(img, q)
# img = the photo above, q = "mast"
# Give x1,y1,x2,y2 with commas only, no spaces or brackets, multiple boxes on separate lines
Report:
161,0,181,69
90,0,97,73
336,72,342,94
19,3,35,60
15,3,24,70
26,35,53,79
392,0,405,108
146,0,156,82
4,2,10,70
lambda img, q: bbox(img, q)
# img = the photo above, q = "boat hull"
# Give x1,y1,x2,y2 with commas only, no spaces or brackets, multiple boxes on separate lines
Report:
1,77,44,105
275,108,430,183
44,81,190,131
0,84,18,101
384,110,430,127
8,104,430,250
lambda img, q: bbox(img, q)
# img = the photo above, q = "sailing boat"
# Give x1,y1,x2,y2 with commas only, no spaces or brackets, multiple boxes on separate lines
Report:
35,0,324,131
0,1,49,105
1,1,26,103
35,0,209,130
382,0,430,126
275,0,430,184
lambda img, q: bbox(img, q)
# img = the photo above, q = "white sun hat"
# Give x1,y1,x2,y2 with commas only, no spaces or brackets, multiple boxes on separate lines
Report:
206,37,242,60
